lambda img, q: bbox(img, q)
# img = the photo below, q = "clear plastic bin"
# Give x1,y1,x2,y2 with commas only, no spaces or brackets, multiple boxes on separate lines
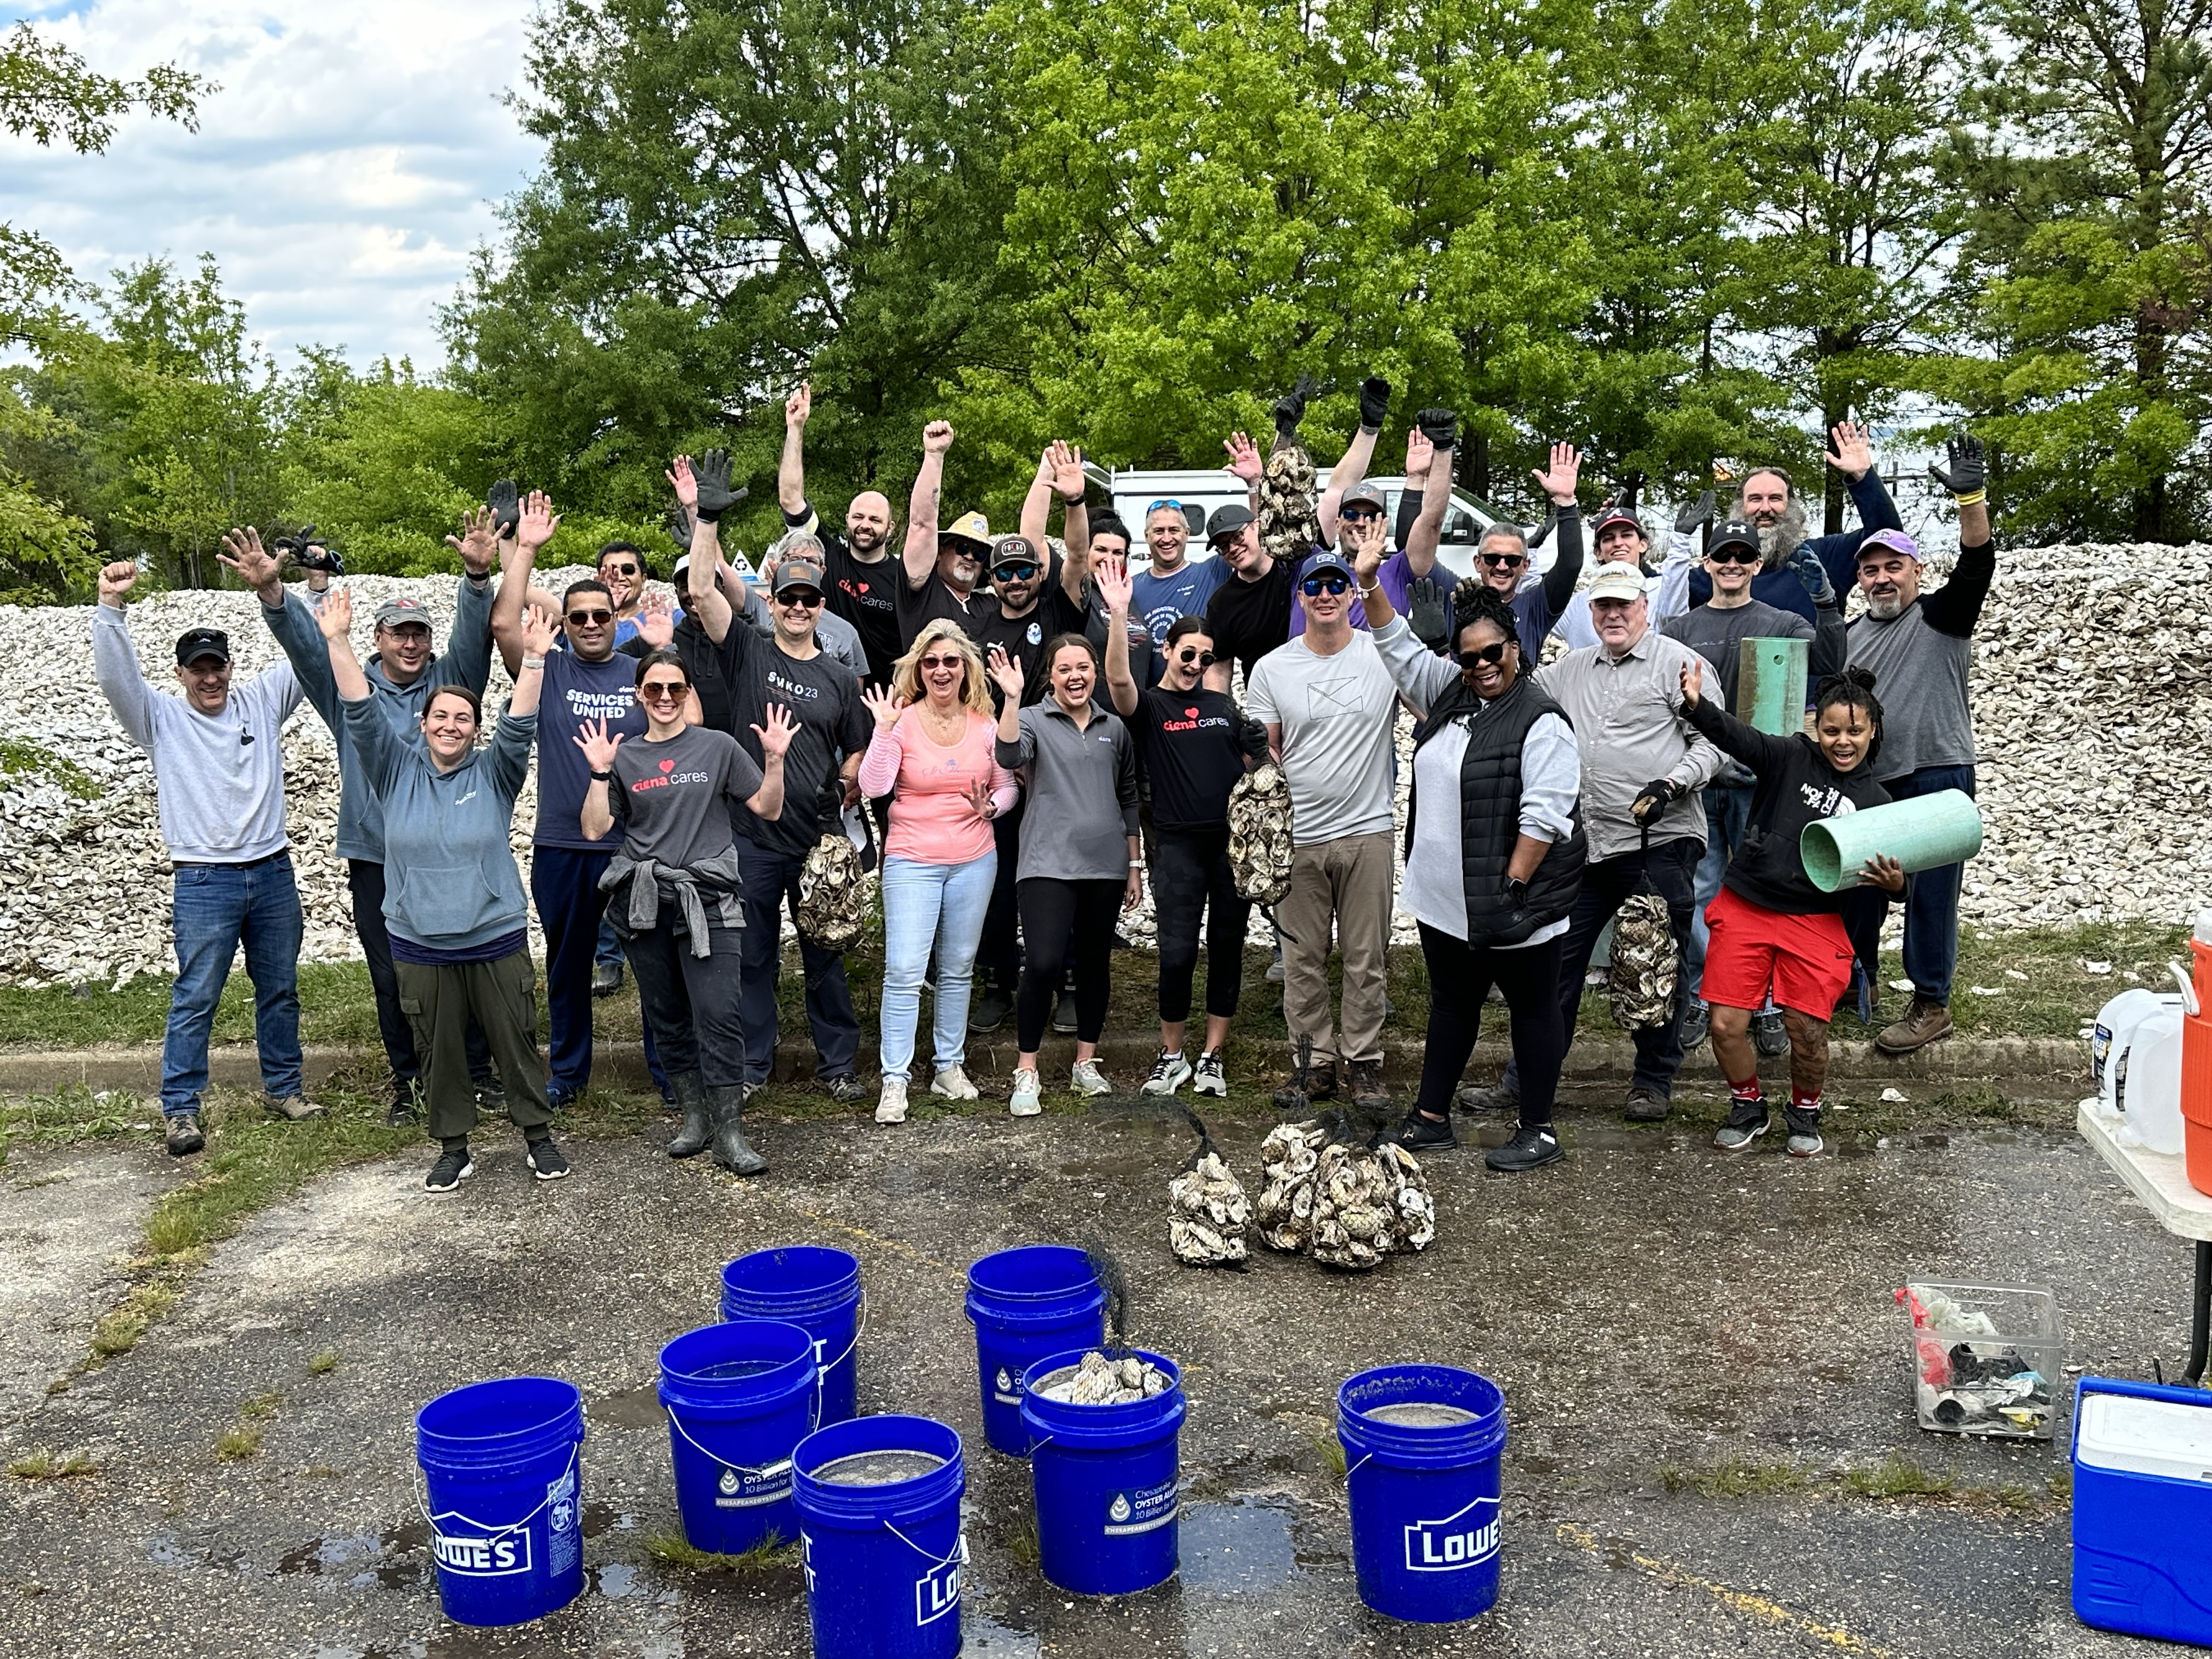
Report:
1901,1282,2064,1440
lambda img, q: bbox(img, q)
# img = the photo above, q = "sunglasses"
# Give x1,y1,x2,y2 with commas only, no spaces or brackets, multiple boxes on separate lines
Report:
566,608,613,626
919,654,964,671
1147,498,1184,514
1176,647,1216,667
777,590,825,607
1480,552,1527,569
991,562,1039,583
1301,573,1351,596
1707,546,1760,566
639,681,689,703
603,563,640,578
1458,641,1511,668
1340,506,1384,523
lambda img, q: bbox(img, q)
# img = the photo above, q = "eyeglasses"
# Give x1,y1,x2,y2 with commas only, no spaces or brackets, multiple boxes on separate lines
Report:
991,562,1039,583
566,608,613,626
1176,647,1216,667
1340,506,1384,523
604,563,640,578
1707,546,1760,566
1301,574,1351,596
1457,641,1511,668
919,654,963,671
1479,552,1527,570
777,590,825,608
639,681,689,703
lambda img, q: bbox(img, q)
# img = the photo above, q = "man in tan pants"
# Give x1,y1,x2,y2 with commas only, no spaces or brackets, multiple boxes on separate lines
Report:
1244,548,1403,1119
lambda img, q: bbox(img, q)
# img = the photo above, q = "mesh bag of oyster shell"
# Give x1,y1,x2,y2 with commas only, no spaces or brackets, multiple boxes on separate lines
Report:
1609,836,1679,1031
1227,761,1295,904
1259,431,1322,564
1167,1108,1251,1268
795,829,873,951
1033,1349,1175,1405
1308,1132,1436,1270
1255,1118,1331,1253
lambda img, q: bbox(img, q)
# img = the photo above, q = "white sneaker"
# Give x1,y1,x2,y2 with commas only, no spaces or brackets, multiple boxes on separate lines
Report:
1193,1052,1228,1097
1140,1049,1192,1096
930,1064,979,1101
1009,1068,1042,1116
1070,1059,1111,1097
875,1077,909,1125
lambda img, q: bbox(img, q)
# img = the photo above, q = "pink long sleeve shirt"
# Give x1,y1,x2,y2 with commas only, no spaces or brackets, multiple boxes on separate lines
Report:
857,707,1019,866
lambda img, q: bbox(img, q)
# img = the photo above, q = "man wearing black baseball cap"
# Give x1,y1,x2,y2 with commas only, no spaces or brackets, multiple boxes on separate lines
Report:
93,557,321,1158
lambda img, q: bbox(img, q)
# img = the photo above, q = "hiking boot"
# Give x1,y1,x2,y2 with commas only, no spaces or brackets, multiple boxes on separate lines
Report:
1052,988,1079,1035
1348,1058,1391,1120
1193,1052,1228,1097
165,1111,205,1158
1712,1097,1771,1150
1141,1050,1193,1097
263,1093,324,1122
1454,1079,1520,1117
425,1144,473,1192
1389,1109,1457,1152
875,1077,909,1125
1752,1010,1791,1057
1876,997,1953,1056
1070,1059,1111,1097
1679,1001,1711,1050
931,1064,980,1101
665,1069,712,1160
1623,1086,1670,1123
1485,1125,1562,1172
1784,1105,1825,1158
525,1135,571,1181
591,961,623,998
967,985,1013,1034
1273,1059,1337,1114
1009,1068,1042,1117
707,1084,768,1176
822,1073,865,1104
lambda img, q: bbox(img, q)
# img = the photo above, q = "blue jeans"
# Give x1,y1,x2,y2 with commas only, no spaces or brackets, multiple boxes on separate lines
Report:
162,856,305,1116
1842,763,1975,1005
878,851,997,1082
1689,782,1754,1001
736,836,861,1084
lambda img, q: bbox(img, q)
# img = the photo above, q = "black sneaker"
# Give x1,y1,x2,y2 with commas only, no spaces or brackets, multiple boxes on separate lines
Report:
1752,1010,1791,1057
1390,1110,1457,1151
822,1074,866,1104
1784,1106,1824,1158
526,1136,571,1181
165,1111,205,1158
967,985,1013,1034
1454,1079,1520,1116
387,1084,421,1127
1623,1086,1670,1123
1051,987,1079,1035
1679,1001,1711,1050
1712,1097,1771,1151
591,961,623,998
1485,1125,1562,1172
425,1146,473,1192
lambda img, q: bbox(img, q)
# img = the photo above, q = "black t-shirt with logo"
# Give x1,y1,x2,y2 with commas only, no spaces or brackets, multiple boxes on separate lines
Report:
1205,557,1299,686
893,562,989,654
1132,685,1248,831
715,624,872,857
787,505,903,686
968,561,1091,710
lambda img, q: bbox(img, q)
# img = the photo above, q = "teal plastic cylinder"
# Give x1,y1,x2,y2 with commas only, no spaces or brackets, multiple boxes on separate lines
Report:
1737,637,1809,735
1799,789,1984,893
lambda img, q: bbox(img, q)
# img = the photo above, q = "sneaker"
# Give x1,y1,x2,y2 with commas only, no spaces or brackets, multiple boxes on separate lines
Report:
1712,1097,1771,1151
1193,1052,1228,1097
1272,1059,1337,1113
1679,1001,1711,1050
1784,1106,1825,1158
1348,1058,1391,1119
475,1076,507,1114
525,1136,570,1181
1623,1086,1670,1123
930,1065,980,1101
1454,1079,1520,1117
165,1111,205,1158
263,1093,324,1122
1052,988,1079,1035
1752,1010,1791,1057
546,1085,578,1115
386,1084,420,1128
1071,1059,1111,1097
591,961,623,998
967,985,1013,1034
425,1146,473,1192
1140,1050,1193,1096
1485,1125,1562,1172
822,1073,865,1104
876,1077,909,1125
1875,997,1953,1056
1389,1109,1457,1151
1009,1069,1043,1116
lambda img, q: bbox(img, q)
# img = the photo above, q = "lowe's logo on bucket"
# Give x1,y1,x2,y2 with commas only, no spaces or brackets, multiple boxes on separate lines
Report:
433,1527,532,1577
914,1534,968,1627
1403,1496,1500,1573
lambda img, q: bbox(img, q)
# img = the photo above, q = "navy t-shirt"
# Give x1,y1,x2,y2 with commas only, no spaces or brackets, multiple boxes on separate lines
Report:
534,651,649,849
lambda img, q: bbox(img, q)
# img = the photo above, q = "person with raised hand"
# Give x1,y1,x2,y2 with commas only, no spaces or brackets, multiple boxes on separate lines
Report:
778,381,905,684
321,588,562,1193
1442,425,1585,661
94,552,317,1157
855,623,1018,1124
893,419,993,642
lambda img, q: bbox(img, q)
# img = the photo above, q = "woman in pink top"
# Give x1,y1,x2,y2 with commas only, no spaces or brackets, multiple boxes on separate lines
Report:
858,619,1018,1124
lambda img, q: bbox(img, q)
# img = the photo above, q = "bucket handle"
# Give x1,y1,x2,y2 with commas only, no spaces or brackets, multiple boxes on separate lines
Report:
2172,961,2201,1018
662,1392,817,1476
814,1290,868,1389
1342,1451,1375,1480
410,1437,581,1548
883,1524,969,1572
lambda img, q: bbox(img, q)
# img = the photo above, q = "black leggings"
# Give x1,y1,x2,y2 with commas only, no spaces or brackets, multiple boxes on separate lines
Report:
1414,923,1566,1127
1016,878,1121,1051
1152,826,1250,1025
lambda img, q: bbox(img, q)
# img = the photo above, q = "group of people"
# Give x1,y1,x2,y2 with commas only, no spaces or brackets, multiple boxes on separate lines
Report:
92,371,1995,1187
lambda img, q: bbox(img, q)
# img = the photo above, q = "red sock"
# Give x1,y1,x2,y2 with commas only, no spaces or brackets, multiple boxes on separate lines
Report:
1791,1087,1822,1114
1729,1076,1764,1104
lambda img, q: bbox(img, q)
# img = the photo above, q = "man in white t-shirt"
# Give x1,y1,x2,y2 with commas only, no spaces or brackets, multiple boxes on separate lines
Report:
1245,548,1401,1120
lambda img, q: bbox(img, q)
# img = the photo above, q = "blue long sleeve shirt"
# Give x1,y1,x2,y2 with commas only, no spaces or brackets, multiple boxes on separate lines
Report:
1686,471,1904,625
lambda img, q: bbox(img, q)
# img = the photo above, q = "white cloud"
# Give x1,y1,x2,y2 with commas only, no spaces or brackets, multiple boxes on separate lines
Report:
1,0,545,368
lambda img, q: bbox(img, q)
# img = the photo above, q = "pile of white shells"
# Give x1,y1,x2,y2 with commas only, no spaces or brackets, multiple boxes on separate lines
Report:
3,540,2208,989
1035,1350,1171,1405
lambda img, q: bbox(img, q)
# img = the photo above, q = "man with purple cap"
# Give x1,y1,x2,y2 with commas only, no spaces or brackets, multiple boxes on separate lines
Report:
1842,434,1996,1055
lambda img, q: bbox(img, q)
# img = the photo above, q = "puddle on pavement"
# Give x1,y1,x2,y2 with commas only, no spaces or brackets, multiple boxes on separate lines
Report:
1178,1498,1299,1593
589,1384,664,1431
581,1502,635,1538
276,1523,430,1589
594,1562,640,1598
966,1610,1043,1655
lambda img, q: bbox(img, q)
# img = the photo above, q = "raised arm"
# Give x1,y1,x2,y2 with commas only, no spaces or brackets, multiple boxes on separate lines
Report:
777,381,811,518
438,507,501,694
670,454,738,646
1019,443,1056,554
1403,410,1458,572
576,718,624,842
1922,434,1995,639
988,647,1029,755
505,606,558,721
1048,441,1091,605
1533,443,1585,613
221,527,342,735
901,421,953,589
1678,656,1792,774
1317,379,1388,546
1094,555,1139,717
490,488,558,679
91,562,157,748
743,704,794,822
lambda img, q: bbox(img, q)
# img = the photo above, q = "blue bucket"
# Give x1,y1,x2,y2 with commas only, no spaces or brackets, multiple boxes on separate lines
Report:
964,1245,1108,1455
793,1414,967,1659
722,1245,865,1425
1336,1364,1508,1623
1020,1348,1186,1595
415,1376,587,1628
658,1319,819,1556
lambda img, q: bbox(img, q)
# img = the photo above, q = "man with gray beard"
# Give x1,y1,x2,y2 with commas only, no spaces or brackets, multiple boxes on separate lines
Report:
1686,420,1905,627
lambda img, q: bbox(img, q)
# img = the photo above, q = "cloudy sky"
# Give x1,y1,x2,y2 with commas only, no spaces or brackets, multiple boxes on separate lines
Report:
3,0,544,368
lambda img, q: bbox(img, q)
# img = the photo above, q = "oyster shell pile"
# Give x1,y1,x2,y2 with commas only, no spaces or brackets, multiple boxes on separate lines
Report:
796,830,873,951
1258,435,1322,564
1255,1119,1331,1252
1227,761,1295,905
1036,1350,1172,1405
1259,1120,1434,1270
1168,1149,1251,1267
1607,891,1678,1031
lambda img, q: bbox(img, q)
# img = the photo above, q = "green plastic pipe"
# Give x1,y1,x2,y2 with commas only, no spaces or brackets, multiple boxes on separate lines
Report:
1800,789,1984,893
1737,636,1809,735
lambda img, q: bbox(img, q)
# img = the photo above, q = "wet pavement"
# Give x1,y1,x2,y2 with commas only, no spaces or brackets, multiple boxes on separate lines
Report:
0,1085,2197,1657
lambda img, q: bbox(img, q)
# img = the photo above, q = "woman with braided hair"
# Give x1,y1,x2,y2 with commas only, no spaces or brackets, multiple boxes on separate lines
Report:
1359,551,1587,1173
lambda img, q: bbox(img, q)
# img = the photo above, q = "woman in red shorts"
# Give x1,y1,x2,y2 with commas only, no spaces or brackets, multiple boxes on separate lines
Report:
1677,661,1904,1157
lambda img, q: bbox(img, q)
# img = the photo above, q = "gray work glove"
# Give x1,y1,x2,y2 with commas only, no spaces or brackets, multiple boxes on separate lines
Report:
1790,544,1836,607
487,479,520,541
693,449,746,523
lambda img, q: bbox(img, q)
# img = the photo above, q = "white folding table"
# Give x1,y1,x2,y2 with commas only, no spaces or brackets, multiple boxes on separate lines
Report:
2079,1102,2212,1383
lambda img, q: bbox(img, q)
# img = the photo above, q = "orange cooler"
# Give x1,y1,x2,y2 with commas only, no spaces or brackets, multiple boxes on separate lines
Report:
2182,939,2212,1195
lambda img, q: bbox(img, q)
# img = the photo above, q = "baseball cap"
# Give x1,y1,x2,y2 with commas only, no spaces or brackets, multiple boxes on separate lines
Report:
940,512,991,551
1590,505,1646,540
1301,549,1356,581
174,627,230,667
373,596,432,631
772,559,826,595
1706,519,1760,558
1206,504,1256,544
1338,481,1389,514
988,534,1042,571
1587,566,1649,604
1857,527,1922,562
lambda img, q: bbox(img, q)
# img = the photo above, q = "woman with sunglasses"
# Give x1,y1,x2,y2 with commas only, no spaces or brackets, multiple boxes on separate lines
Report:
856,621,1018,1124
1093,556,1263,1097
1358,547,1589,1175
579,651,797,1174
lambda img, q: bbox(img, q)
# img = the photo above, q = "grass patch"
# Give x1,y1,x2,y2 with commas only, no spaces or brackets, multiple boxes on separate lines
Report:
213,1424,263,1462
642,1530,795,1573
1839,1454,1955,1499
87,1281,179,1361
0,737,100,803
1005,1513,1040,1571
306,1348,340,1376
1313,1430,1348,1478
240,1391,284,1421
8,1448,96,1480
1657,1456,1809,1498
0,1085,142,1153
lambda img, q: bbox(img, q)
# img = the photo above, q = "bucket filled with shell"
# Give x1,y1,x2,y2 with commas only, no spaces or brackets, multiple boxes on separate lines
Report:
1020,1348,1187,1596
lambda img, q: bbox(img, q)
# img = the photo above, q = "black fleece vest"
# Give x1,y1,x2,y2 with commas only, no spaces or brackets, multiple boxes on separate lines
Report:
1407,673,1585,945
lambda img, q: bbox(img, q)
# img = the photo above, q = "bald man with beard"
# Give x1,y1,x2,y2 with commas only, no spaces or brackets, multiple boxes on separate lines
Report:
777,380,904,685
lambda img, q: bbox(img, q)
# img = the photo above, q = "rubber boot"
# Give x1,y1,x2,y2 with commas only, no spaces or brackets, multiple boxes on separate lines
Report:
708,1083,768,1176
666,1069,712,1160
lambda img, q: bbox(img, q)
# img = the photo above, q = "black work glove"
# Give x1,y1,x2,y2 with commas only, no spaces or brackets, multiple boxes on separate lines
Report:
274,524,345,574
1235,712,1271,762
1616,470,1645,514
1790,545,1836,607
1928,432,1985,499
1505,875,1530,911
1415,408,1457,451
693,449,746,522
1357,375,1391,434
1406,575,1449,650
1273,372,1317,443
487,479,520,542
1630,778,1680,825
667,509,695,561
1674,489,1715,535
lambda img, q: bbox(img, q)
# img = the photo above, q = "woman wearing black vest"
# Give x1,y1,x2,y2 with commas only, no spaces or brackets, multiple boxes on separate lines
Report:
1363,561,1586,1172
